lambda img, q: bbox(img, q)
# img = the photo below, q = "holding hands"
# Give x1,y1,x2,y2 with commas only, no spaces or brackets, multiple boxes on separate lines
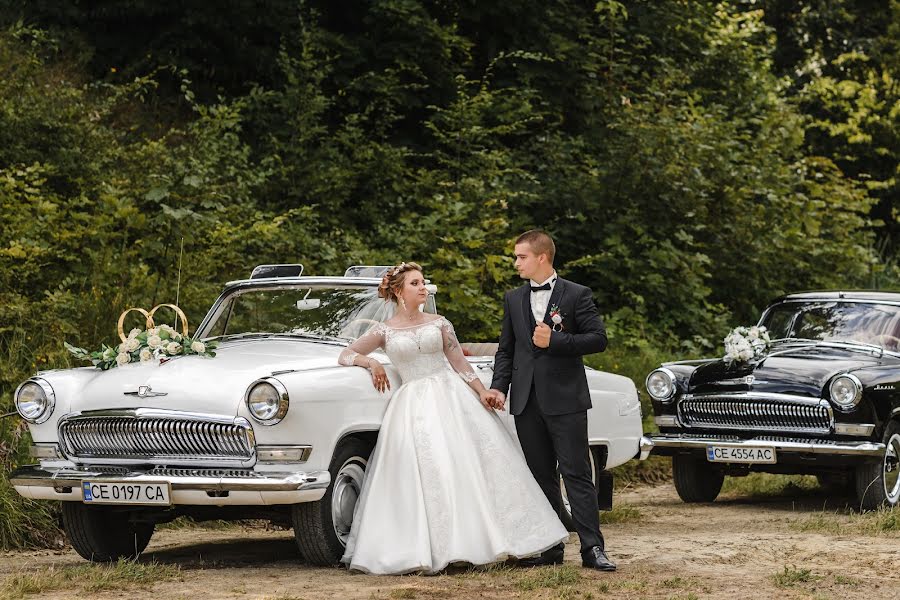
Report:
479,389,506,411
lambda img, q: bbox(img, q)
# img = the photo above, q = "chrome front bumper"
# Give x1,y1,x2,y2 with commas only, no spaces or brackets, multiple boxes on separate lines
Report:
640,434,884,459
10,465,331,506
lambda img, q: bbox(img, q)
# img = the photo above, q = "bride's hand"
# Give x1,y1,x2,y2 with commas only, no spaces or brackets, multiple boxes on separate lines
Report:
368,360,391,393
478,389,497,411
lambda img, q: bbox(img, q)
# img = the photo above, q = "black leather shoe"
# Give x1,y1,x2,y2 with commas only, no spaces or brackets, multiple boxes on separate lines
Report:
518,545,565,567
581,546,616,571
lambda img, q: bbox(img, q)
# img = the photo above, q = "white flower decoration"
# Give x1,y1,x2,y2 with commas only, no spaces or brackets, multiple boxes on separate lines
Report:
191,340,206,353
147,335,163,349
139,348,153,362
165,341,182,355
115,352,131,366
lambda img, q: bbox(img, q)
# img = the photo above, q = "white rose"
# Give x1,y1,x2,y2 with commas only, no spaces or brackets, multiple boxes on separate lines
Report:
118,342,128,353
165,342,182,355
739,349,754,361
115,352,131,366
191,341,206,353
128,328,142,339
126,338,141,352
172,332,183,342
147,335,162,349
748,326,759,340
139,348,153,362
148,327,159,336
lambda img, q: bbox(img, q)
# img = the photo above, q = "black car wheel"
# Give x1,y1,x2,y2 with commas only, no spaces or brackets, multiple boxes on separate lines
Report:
672,454,724,503
291,437,373,565
62,503,154,561
855,420,900,510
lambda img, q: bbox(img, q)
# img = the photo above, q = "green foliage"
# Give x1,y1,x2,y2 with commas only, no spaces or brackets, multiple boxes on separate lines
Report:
0,1,897,549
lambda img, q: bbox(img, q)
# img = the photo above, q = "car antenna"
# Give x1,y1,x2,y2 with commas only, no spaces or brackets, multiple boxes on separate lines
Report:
175,236,184,333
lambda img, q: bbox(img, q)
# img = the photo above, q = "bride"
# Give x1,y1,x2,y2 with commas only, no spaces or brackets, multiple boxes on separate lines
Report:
337,262,569,575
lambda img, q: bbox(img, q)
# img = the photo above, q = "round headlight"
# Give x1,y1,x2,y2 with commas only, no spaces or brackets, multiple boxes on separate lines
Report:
15,379,56,424
245,378,289,425
829,374,862,411
646,368,677,402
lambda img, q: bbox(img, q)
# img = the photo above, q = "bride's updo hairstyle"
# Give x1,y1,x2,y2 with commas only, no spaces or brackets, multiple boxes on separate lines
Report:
378,262,423,303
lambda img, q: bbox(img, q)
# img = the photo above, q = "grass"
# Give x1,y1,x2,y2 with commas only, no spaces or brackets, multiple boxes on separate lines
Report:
721,473,820,498
0,559,181,600
599,503,643,524
516,564,582,591
771,565,819,587
791,506,900,536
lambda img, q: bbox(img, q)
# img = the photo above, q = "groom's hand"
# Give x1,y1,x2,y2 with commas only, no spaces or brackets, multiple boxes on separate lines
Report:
533,322,551,348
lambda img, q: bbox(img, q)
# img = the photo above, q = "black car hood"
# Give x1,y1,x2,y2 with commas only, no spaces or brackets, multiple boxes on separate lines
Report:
687,345,888,397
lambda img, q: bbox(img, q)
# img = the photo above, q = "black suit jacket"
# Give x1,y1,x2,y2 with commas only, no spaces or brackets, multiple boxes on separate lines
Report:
490,277,608,416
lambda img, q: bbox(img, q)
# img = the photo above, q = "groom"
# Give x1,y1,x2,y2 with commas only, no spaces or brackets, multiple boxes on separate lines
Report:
489,230,615,571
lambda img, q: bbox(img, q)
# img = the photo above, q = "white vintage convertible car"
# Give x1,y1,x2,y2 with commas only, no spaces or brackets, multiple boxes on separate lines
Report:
11,265,643,564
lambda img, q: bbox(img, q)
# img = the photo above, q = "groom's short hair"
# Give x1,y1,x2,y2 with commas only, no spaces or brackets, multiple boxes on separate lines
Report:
516,230,555,264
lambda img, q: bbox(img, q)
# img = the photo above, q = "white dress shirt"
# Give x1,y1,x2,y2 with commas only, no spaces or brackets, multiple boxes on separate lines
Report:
529,271,557,324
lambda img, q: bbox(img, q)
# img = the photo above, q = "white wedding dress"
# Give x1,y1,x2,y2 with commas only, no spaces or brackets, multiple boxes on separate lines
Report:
337,315,568,575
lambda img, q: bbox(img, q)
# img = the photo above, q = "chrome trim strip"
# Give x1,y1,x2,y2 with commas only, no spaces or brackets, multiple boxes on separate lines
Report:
645,434,884,457
10,465,330,493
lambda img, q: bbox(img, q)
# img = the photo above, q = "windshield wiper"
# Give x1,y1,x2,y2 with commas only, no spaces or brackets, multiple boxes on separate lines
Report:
770,338,884,356
208,331,352,343
274,332,351,343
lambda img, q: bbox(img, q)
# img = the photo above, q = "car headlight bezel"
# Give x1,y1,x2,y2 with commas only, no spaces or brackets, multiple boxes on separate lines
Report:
645,368,677,402
828,373,862,411
245,377,289,425
15,378,56,424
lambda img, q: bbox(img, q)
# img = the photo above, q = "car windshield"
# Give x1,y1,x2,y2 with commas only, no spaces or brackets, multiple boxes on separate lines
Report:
761,301,900,349
200,285,436,341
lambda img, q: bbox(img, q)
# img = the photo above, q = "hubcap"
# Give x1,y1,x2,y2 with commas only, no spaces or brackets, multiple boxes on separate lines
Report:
883,433,900,504
331,457,367,546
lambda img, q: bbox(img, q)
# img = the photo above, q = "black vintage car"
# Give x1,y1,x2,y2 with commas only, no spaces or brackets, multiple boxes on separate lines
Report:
640,291,900,510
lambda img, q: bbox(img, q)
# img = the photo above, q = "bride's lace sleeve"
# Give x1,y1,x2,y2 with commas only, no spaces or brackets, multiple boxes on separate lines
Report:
338,324,386,367
439,317,480,384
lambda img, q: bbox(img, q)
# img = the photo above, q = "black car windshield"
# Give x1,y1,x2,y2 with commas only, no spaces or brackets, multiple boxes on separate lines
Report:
762,301,900,349
200,285,436,341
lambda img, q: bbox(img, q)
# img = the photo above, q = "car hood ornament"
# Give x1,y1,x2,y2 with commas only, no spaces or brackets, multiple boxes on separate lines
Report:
124,385,168,398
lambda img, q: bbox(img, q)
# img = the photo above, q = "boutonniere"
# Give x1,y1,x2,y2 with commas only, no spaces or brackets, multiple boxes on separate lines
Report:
549,304,565,332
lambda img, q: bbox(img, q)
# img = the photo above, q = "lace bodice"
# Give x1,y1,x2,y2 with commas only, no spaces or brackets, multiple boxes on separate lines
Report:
338,316,478,384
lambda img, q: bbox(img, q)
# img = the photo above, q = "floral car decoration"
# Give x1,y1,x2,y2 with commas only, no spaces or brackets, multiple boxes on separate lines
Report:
642,291,900,511
9,264,644,565
65,304,218,370
722,325,771,365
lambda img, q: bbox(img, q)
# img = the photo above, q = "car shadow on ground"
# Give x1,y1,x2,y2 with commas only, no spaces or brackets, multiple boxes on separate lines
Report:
716,489,863,514
142,534,308,569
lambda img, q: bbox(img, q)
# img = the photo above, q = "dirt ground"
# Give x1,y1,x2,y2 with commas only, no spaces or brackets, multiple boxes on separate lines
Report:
2,482,899,600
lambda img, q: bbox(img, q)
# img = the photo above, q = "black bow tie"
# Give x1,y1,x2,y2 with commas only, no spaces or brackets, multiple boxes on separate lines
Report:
531,282,552,292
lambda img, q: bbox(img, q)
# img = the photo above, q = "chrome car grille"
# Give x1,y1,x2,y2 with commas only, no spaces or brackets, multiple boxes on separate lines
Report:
59,410,255,464
678,393,833,434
